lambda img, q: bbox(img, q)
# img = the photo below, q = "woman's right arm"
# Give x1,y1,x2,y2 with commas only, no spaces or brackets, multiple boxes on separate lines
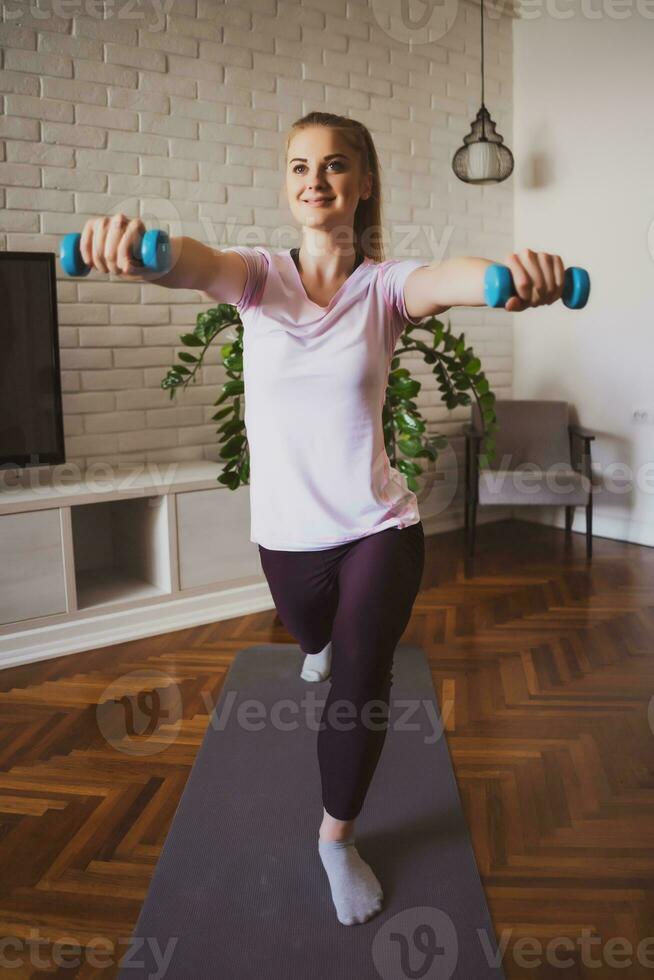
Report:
78,214,247,306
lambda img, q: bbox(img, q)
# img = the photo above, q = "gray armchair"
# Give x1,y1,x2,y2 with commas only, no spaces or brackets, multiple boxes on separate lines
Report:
463,400,595,575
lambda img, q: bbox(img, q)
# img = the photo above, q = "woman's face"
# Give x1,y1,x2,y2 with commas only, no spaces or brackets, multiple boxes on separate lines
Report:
285,127,372,243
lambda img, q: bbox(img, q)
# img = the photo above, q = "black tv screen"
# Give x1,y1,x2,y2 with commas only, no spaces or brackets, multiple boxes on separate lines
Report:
0,251,65,469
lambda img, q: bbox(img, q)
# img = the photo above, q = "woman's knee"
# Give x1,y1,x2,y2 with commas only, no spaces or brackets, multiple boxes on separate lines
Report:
329,655,394,704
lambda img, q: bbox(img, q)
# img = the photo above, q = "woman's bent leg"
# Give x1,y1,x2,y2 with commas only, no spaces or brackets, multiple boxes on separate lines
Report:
257,545,339,654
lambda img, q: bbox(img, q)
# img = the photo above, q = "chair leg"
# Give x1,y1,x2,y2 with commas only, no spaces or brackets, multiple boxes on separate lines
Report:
468,499,477,558
565,505,574,536
464,498,475,578
586,495,593,560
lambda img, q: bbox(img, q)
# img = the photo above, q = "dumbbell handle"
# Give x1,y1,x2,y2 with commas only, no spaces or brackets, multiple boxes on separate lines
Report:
484,263,590,310
59,229,171,277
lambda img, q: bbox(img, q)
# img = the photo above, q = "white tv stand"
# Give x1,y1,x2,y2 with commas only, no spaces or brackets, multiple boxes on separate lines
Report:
0,461,273,670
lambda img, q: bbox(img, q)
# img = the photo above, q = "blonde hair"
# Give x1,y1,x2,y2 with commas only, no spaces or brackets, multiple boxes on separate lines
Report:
285,111,386,263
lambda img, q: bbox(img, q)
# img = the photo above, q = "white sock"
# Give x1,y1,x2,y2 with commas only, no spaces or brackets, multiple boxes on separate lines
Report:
318,836,384,926
300,639,332,682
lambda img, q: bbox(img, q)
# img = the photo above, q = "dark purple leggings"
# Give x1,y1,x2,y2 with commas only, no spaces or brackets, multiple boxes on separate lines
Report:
258,520,425,821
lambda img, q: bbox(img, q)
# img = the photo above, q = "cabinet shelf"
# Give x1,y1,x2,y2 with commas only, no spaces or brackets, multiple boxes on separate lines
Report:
75,567,170,610
70,495,172,611
0,462,264,655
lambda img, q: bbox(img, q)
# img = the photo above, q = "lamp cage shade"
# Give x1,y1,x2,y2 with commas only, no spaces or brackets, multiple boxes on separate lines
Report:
452,105,514,184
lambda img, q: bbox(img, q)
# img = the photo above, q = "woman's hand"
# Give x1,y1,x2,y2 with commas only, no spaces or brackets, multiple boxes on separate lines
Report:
501,249,566,311
79,213,148,277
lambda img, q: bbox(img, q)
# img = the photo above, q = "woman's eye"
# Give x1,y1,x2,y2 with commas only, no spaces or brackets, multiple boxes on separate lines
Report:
292,162,342,174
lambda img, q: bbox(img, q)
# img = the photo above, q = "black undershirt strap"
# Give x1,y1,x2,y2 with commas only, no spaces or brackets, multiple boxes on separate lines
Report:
290,247,365,274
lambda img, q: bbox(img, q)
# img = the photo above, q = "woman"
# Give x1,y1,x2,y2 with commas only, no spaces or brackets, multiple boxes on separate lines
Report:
81,110,566,927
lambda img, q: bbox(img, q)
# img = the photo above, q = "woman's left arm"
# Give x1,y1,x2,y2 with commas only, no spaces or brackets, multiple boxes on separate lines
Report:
404,248,567,317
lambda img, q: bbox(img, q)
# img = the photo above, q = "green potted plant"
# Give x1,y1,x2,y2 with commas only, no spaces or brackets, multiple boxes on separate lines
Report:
161,303,498,493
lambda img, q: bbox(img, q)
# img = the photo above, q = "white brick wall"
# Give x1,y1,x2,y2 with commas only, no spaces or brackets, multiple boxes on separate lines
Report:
0,0,515,524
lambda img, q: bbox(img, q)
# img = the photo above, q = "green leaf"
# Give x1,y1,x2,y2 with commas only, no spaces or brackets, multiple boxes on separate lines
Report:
219,434,246,459
395,410,425,435
397,435,424,457
464,357,481,375
222,470,241,489
396,458,423,477
179,333,205,346
221,379,244,397
218,418,245,436
224,352,243,372
392,377,421,398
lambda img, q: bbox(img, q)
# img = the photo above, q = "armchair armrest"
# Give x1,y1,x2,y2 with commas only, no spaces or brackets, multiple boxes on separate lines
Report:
568,423,594,482
569,424,596,441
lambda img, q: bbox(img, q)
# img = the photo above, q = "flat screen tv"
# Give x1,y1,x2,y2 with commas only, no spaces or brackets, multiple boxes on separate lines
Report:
0,251,65,469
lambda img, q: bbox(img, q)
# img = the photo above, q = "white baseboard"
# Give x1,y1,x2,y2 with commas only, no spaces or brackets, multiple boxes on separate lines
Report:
511,506,654,548
0,582,275,671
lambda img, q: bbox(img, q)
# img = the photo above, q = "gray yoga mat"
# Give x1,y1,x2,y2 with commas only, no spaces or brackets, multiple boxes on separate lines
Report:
118,644,507,980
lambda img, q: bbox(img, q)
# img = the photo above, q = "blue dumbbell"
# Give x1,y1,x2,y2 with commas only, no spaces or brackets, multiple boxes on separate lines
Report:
59,229,171,277
484,263,590,309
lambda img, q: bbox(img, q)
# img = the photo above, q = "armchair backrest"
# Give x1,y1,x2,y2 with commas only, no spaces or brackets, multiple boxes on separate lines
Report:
471,399,572,470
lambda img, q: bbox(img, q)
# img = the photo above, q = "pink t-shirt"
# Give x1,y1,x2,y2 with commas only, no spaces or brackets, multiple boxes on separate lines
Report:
225,246,429,551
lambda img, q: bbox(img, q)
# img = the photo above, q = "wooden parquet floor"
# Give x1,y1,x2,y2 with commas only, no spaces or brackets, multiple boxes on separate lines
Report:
0,518,652,979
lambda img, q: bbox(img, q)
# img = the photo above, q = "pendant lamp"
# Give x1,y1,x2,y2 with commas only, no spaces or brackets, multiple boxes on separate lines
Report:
452,0,514,184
